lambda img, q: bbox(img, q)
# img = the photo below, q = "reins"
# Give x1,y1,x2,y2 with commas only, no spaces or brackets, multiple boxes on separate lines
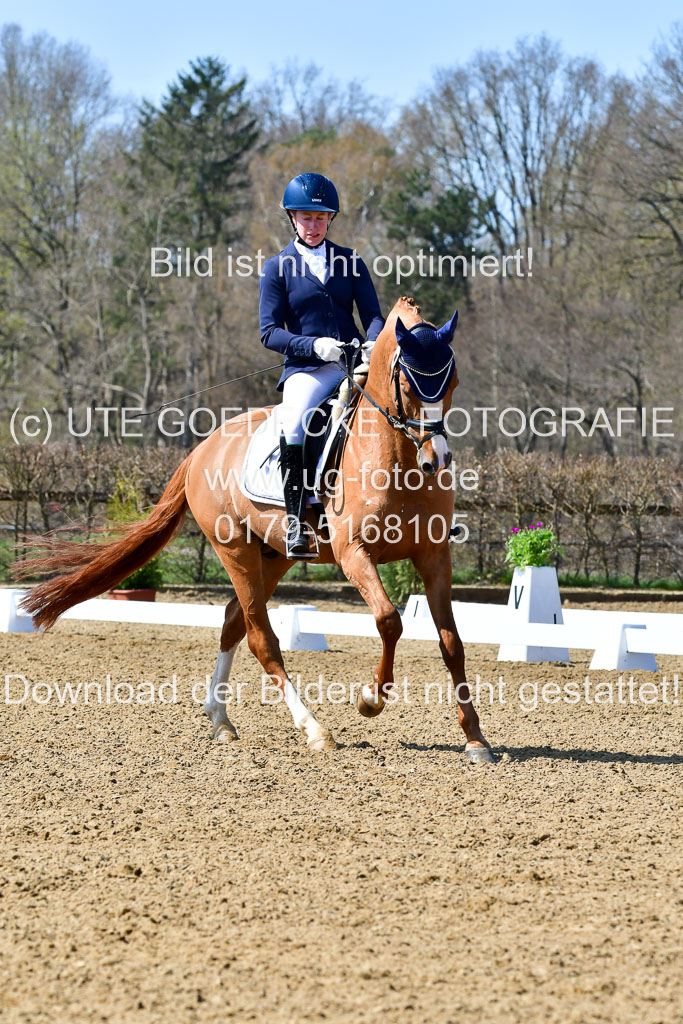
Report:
139,362,286,418
135,330,452,456
336,338,451,453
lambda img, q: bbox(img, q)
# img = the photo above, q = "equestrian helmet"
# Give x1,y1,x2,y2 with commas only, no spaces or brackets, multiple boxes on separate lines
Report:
281,172,339,214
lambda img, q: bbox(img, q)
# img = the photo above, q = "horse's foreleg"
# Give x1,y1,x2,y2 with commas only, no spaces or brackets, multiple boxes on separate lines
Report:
413,547,495,763
341,547,402,718
211,542,337,752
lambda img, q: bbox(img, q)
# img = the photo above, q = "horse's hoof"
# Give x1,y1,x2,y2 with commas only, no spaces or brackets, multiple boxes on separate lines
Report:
214,726,239,743
357,686,385,719
307,730,339,753
357,699,385,719
465,744,497,764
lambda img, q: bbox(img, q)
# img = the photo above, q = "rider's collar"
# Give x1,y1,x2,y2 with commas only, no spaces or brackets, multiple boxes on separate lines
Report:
293,236,327,252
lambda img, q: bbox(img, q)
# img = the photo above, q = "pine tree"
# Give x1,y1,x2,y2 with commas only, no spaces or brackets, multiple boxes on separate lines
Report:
135,56,259,248
382,168,484,320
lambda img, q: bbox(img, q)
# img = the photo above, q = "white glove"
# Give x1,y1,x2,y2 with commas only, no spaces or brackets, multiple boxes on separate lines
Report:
314,337,343,362
361,338,376,362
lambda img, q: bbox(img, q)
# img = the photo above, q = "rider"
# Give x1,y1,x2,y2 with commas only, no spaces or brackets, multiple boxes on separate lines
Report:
259,172,384,559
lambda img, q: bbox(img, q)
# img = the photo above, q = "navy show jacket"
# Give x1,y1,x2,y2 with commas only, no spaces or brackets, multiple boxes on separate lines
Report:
259,238,385,389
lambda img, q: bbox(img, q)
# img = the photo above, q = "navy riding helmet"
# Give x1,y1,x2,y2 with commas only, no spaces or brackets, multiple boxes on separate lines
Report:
281,173,340,218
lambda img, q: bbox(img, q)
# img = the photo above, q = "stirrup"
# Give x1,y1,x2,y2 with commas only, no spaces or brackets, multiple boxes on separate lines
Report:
285,517,319,561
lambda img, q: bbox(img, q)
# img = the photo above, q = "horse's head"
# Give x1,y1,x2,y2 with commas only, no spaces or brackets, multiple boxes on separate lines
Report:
368,296,458,471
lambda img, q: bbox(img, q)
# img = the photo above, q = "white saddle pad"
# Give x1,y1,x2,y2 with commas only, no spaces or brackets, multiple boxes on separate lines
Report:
238,403,350,507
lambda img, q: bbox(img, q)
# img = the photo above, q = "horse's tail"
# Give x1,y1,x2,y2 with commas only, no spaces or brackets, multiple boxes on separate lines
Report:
17,454,192,630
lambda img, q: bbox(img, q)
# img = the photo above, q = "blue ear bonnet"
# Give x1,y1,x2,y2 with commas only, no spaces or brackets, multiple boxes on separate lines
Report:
395,311,458,402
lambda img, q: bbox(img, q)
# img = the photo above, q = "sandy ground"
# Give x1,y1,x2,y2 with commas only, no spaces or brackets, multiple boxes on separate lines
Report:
1,594,681,1024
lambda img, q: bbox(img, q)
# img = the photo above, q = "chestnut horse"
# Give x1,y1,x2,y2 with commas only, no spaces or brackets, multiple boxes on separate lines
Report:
21,297,495,763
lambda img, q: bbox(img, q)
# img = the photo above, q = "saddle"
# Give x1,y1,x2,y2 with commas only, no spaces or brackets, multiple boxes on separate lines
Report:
238,381,359,510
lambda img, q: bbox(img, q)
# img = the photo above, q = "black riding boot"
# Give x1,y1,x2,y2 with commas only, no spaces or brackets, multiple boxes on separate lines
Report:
279,438,317,560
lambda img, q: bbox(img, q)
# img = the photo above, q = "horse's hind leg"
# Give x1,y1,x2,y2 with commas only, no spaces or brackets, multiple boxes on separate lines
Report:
210,540,337,752
204,550,294,742
413,546,495,763
204,596,245,742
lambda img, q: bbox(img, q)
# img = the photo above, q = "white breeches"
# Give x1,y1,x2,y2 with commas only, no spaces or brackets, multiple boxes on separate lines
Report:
279,365,345,444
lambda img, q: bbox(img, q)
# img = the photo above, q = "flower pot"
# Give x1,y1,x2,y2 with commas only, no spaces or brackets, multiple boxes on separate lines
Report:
498,566,569,663
109,589,157,602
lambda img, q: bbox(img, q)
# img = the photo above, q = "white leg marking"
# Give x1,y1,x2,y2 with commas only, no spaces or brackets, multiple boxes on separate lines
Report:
205,646,239,741
283,677,332,749
284,677,316,731
361,683,381,707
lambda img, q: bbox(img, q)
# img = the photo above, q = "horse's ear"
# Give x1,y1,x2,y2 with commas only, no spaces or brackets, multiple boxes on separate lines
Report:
395,316,419,356
435,309,458,345
395,316,410,345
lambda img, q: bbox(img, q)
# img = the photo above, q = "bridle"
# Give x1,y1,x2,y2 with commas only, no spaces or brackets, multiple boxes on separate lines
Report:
337,328,454,454
390,345,454,451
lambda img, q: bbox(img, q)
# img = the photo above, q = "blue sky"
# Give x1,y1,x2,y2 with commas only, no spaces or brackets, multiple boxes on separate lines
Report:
4,0,681,111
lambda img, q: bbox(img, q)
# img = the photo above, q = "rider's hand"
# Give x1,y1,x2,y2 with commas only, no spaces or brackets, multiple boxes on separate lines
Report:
361,338,376,362
313,337,343,362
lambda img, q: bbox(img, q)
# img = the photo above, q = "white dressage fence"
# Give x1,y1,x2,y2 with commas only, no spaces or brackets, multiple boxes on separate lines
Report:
1,587,680,672
279,595,682,672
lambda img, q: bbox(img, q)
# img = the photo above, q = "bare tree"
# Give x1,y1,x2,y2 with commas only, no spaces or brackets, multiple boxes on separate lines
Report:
615,24,683,275
0,23,117,420
400,36,608,265
252,61,390,142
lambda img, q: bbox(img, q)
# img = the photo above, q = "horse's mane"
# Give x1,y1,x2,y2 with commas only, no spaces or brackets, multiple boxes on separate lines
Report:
382,295,425,334
376,296,437,352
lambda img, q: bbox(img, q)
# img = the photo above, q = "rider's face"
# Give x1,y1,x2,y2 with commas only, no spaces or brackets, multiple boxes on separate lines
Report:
291,210,333,246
